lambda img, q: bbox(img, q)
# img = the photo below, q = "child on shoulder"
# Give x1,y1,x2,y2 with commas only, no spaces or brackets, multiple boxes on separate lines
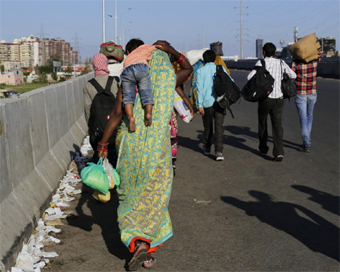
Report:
121,38,156,131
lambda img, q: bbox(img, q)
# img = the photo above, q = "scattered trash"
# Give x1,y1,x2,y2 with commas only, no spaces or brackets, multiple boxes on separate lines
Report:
11,137,92,272
80,136,92,157
194,199,212,205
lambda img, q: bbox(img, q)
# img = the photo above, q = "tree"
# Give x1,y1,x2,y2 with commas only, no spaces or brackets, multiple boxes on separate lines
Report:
51,72,58,81
36,54,62,75
81,57,92,75
64,65,73,74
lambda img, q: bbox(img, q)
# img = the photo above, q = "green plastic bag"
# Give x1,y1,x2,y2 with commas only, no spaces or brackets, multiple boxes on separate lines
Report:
80,157,109,194
112,168,120,186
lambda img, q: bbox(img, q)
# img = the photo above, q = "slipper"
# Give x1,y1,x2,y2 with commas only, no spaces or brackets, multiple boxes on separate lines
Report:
143,256,156,268
128,243,147,271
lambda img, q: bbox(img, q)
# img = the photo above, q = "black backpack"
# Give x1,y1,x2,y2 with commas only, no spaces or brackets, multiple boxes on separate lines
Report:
280,60,297,100
88,76,119,144
241,60,274,102
213,65,241,118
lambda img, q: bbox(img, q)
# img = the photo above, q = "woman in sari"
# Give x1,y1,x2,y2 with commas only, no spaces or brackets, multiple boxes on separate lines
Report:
97,40,192,270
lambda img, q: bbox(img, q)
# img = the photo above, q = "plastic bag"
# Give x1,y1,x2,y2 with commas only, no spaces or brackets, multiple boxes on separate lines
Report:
174,92,192,123
103,158,115,189
92,190,111,203
80,157,109,194
103,158,121,188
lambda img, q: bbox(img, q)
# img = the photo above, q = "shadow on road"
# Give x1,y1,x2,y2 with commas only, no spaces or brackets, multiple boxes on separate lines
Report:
221,190,340,262
67,184,130,261
292,185,340,216
224,125,301,151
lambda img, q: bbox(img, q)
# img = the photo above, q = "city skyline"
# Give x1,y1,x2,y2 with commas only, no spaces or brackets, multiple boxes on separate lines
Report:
0,0,339,60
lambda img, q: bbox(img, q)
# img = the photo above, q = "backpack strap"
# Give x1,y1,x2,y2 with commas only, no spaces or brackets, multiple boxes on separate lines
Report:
104,76,114,92
89,78,104,93
260,59,266,69
105,76,120,93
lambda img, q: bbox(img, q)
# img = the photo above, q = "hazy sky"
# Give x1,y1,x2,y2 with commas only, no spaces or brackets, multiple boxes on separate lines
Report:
0,0,339,60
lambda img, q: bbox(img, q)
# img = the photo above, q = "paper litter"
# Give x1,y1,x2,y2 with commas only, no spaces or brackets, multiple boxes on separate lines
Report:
11,136,92,272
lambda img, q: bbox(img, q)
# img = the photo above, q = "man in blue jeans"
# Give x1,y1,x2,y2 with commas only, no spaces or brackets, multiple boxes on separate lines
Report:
292,51,323,153
196,50,231,161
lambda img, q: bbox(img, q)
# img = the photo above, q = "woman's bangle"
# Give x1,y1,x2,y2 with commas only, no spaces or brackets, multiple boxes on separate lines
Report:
98,141,109,147
176,54,186,64
97,147,108,151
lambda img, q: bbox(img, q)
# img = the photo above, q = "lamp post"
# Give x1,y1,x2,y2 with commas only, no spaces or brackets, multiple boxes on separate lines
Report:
114,0,118,43
102,0,106,42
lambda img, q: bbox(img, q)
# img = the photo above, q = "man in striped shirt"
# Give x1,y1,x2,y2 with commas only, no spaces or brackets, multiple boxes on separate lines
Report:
292,51,323,153
247,43,296,162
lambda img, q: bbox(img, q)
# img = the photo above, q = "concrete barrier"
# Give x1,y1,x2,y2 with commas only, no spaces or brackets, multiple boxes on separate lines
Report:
0,72,94,271
225,58,340,79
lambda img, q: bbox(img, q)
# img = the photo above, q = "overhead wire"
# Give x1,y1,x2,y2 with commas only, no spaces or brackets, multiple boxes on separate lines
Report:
299,10,340,36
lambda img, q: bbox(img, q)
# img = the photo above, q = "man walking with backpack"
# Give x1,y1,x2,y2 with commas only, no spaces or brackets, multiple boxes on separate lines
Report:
197,50,231,161
247,43,296,162
83,53,120,164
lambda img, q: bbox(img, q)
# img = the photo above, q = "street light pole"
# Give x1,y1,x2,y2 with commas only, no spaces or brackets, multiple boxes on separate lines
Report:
115,0,118,44
103,0,106,42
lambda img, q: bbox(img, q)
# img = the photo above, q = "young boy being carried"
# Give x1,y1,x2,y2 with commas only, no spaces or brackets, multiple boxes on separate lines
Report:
121,38,156,131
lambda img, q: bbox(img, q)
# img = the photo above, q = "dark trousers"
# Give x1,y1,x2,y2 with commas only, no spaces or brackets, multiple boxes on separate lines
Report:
258,97,284,157
202,104,225,153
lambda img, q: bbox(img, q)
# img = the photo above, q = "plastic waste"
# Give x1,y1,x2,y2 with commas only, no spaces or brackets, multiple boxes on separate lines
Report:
174,91,193,123
12,138,86,272
80,136,92,156
81,157,110,194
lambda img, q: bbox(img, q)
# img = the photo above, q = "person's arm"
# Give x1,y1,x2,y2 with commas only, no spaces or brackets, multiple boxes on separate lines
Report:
97,87,124,158
284,61,297,79
183,71,193,88
153,40,193,87
247,60,261,80
175,86,194,119
196,69,205,115
291,60,297,73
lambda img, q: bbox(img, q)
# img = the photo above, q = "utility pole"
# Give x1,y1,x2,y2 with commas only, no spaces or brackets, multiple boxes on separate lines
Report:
240,0,244,59
115,0,118,44
103,0,106,42
293,26,298,42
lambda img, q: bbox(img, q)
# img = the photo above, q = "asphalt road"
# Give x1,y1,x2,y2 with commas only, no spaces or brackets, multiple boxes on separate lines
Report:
46,70,339,272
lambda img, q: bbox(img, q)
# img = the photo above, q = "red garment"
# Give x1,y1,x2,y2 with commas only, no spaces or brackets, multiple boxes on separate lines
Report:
93,53,110,77
292,53,323,95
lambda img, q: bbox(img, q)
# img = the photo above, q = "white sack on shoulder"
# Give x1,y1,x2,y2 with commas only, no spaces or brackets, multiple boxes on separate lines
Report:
184,49,209,66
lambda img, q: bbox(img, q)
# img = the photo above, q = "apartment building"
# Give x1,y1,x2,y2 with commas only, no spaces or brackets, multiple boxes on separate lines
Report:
0,35,78,68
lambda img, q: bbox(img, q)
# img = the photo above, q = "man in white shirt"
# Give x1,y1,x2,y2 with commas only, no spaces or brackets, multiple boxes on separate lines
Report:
247,43,296,162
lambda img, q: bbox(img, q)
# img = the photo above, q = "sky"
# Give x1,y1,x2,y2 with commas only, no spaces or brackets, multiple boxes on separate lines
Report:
0,0,339,60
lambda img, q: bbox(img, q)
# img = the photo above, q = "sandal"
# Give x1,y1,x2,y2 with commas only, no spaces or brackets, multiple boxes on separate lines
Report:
143,256,156,268
128,243,148,271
